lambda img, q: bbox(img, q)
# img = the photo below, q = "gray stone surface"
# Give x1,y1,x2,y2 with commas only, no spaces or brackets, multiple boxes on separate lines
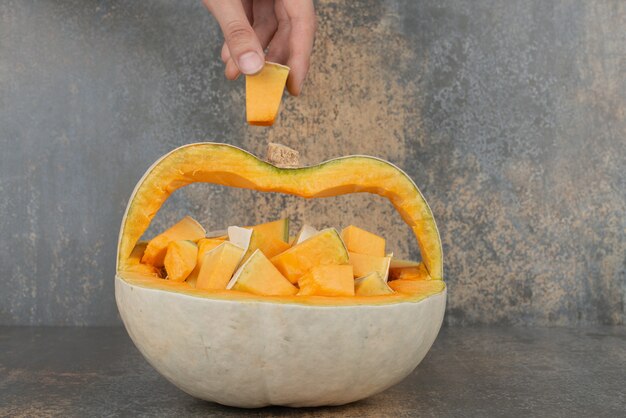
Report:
0,1,624,326
1,326,625,416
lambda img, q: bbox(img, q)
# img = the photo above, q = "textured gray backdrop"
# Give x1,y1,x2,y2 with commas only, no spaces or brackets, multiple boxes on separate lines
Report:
1,0,624,326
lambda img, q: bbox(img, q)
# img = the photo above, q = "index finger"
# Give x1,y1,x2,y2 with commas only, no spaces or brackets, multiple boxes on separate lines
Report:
282,0,316,96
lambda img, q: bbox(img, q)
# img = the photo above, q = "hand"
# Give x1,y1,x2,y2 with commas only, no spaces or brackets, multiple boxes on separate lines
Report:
203,0,316,96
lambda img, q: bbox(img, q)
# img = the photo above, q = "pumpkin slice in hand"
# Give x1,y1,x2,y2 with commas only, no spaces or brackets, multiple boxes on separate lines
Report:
164,240,198,282
271,228,349,284
298,265,355,297
349,252,391,281
341,225,386,257
354,272,394,296
246,62,290,126
196,242,245,291
142,216,206,267
228,249,297,296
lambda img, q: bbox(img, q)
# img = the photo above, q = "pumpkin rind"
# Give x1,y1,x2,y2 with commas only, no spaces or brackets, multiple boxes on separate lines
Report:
116,276,446,407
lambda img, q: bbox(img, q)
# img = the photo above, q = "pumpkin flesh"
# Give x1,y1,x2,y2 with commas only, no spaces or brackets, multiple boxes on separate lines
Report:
341,225,386,257
349,252,391,281
297,265,355,297
355,272,394,296
164,240,198,282
142,216,206,267
271,228,349,284
229,250,298,296
196,242,245,290
246,62,289,126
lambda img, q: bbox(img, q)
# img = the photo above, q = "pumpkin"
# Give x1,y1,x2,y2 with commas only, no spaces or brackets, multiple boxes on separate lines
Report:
115,143,445,408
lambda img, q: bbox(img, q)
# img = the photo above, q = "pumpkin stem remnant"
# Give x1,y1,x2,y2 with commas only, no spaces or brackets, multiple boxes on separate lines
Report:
267,143,300,168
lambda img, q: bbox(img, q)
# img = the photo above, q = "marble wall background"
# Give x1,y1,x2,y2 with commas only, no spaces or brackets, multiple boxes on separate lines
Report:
1,0,624,325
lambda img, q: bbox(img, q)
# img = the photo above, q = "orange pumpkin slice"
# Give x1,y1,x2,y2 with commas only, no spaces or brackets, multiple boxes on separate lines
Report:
164,240,198,282
228,250,297,296
124,243,162,277
271,228,349,284
142,216,206,267
349,252,391,281
196,242,245,291
297,265,355,297
228,226,291,262
341,225,386,257
186,238,228,286
354,272,394,296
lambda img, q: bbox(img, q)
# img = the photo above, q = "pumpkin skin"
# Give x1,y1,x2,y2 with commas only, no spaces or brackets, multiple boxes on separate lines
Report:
115,142,446,407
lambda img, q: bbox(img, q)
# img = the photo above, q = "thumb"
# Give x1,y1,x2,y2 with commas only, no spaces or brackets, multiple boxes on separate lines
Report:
204,0,265,75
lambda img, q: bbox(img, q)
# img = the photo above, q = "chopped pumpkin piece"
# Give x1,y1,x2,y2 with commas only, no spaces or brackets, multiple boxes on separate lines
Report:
196,242,245,290
388,279,445,295
124,243,162,277
229,226,291,262
198,238,226,256
142,216,206,267
228,250,297,296
349,252,391,281
271,228,349,284
341,225,386,257
249,230,291,259
298,265,355,297
354,272,394,296
390,262,432,281
164,240,198,282
186,238,226,286
246,62,290,126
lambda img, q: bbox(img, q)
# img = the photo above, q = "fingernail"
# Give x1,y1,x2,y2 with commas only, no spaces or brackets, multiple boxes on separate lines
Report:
238,52,264,75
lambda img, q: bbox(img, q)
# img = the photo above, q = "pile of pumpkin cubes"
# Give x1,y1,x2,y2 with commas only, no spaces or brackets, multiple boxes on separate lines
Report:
124,216,433,297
